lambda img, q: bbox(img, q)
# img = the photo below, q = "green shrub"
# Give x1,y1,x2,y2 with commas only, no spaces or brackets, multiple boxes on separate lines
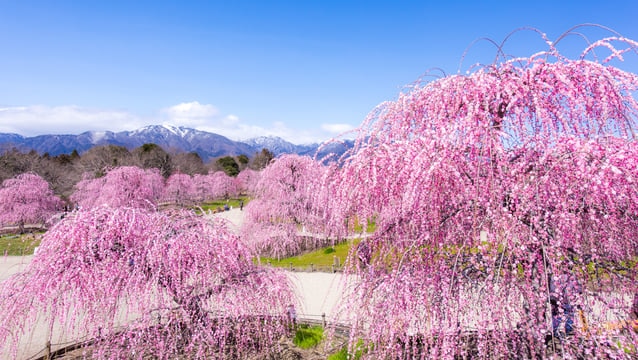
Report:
327,340,374,360
327,346,349,360
293,325,323,349
327,340,372,360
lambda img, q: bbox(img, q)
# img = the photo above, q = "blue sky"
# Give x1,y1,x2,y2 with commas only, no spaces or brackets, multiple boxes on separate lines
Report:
0,0,637,144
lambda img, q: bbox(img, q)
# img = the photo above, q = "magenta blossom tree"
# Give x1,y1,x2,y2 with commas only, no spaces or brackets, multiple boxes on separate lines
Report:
327,30,638,358
71,166,164,210
0,206,294,358
0,172,63,232
241,154,331,259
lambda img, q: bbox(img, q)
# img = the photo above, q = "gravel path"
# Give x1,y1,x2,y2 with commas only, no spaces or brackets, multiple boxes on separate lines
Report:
204,207,246,234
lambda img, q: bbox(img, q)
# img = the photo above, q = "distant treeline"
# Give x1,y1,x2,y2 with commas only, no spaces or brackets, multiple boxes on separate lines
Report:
0,143,274,199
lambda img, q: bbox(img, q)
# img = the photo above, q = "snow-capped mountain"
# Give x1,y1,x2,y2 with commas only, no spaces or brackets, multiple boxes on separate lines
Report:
0,125,352,161
242,136,315,156
242,135,354,160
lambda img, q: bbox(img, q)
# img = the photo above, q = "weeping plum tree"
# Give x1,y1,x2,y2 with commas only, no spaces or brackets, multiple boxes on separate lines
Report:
192,173,216,203
161,172,195,205
327,29,638,358
71,166,164,210
236,168,260,196
207,171,239,200
190,171,240,203
0,172,63,232
0,206,294,359
241,154,331,259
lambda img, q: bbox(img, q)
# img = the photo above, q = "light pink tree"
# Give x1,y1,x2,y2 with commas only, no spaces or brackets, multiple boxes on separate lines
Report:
241,154,330,259
0,206,294,358
208,171,239,200
0,172,63,232
191,173,216,203
71,166,164,210
161,172,195,205
327,30,638,358
236,168,261,196
190,172,239,204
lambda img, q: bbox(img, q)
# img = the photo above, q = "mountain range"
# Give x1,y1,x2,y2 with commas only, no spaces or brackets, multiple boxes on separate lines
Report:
0,124,353,161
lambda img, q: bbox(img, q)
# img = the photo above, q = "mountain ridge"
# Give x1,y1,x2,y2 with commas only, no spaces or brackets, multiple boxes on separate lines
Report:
0,125,352,161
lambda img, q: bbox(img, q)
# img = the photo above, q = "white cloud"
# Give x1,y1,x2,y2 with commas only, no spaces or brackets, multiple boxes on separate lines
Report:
321,123,355,134
0,102,351,144
204,121,340,144
162,103,339,144
160,101,219,127
0,105,144,135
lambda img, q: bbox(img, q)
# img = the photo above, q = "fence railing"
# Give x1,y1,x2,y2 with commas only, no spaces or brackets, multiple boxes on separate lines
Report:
262,255,347,273
265,262,344,273
27,313,351,360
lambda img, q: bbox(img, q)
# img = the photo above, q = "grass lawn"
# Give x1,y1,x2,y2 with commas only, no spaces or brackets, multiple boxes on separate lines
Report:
195,197,249,213
0,233,42,256
258,239,359,269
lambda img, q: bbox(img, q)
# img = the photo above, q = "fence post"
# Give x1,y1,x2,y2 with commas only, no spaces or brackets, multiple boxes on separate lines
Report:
310,263,314,272
322,313,326,328
290,262,293,271
45,340,51,360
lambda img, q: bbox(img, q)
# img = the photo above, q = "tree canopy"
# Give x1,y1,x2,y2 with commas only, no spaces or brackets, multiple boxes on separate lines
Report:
0,206,294,358
241,154,330,259
71,166,164,209
0,172,62,232
322,32,638,358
